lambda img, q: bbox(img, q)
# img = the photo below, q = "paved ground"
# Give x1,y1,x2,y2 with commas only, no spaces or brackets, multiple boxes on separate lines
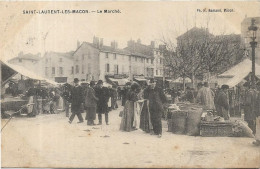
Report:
1,104,260,168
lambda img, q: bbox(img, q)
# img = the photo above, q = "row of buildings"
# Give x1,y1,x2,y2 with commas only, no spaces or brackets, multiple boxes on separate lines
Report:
8,16,260,85
9,37,167,84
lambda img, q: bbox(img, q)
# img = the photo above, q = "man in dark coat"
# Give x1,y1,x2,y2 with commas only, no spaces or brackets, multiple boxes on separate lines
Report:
62,83,71,117
243,82,258,135
84,81,98,125
216,85,230,120
144,78,167,138
95,80,110,125
68,78,84,124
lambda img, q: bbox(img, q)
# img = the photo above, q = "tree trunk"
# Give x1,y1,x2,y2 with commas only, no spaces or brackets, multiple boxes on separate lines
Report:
191,73,195,89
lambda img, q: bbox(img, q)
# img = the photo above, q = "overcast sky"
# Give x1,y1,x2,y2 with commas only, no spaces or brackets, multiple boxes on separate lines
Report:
1,1,260,61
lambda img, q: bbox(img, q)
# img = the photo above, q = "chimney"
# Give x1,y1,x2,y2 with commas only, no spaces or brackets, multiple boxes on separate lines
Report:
93,36,100,48
100,38,103,48
18,51,24,57
37,52,41,57
77,40,80,48
111,40,117,49
150,41,155,48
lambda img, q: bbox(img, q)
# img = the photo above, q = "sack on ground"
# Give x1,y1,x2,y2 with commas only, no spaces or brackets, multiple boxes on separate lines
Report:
233,120,254,138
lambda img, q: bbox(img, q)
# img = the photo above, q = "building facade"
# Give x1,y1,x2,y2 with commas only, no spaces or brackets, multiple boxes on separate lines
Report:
8,37,169,84
42,51,74,83
8,52,43,76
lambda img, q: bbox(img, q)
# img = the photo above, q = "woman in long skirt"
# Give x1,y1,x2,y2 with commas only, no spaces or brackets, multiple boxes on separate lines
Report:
120,83,139,132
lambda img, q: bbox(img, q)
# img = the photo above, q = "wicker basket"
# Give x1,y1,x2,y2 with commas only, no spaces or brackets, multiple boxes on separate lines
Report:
200,121,234,137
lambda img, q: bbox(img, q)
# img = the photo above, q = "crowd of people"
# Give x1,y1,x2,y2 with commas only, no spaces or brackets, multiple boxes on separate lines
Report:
4,76,259,143
61,78,167,138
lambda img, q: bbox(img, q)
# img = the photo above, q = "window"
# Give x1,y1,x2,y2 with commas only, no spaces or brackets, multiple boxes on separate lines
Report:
122,65,125,73
88,63,91,74
146,59,149,63
129,56,131,61
114,65,119,74
52,67,55,75
105,64,110,72
156,69,158,75
135,57,137,61
88,51,91,59
59,67,63,75
45,67,48,76
141,58,144,63
156,51,158,55
129,66,131,73
75,55,79,61
82,65,85,74
76,65,79,74
45,58,48,63
59,58,62,62
71,66,74,74
82,54,85,60
106,53,109,58
114,53,117,60
151,59,154,64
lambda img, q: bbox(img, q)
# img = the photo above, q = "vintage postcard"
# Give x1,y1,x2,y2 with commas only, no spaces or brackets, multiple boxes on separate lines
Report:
1,1,260,168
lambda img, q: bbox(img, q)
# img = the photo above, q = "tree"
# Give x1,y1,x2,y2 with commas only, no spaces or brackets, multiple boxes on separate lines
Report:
162,28,243,89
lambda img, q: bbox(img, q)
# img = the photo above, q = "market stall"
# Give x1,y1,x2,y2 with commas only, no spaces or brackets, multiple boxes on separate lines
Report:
217,58,260,117
166,102,254,137
1,59,58,117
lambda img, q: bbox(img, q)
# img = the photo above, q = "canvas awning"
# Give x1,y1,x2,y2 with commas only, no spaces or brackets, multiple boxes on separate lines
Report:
109,78,129,86
218,59,260,87
134,78,147,82
172,77,192,83
1,59,58,86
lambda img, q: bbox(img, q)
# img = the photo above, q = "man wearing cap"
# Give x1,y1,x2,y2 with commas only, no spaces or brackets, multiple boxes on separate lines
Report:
216,85,230,120
68,78,84,123
144,78,167,138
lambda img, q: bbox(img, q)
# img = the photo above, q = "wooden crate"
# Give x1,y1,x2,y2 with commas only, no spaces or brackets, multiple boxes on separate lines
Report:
200,121,234,137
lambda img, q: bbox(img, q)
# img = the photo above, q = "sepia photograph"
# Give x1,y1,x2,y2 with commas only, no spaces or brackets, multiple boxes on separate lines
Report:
1,1,260,168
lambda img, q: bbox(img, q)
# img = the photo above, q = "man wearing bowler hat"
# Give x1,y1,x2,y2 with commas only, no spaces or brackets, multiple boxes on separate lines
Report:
95,80,110,125
144,78,167,138
68,78,84,123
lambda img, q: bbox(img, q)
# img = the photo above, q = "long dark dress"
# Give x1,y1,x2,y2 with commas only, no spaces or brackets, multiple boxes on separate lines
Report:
144,86,167,135
120,90,138,131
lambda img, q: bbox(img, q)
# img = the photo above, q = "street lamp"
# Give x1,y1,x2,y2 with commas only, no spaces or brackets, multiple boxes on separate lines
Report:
248,18,258,88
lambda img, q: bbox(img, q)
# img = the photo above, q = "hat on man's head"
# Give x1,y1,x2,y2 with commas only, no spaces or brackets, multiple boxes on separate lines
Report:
221,84,229,90
126,82,131,86
74,78,79,83
149,78,156,84
90,81,95,86
97,80,103,85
